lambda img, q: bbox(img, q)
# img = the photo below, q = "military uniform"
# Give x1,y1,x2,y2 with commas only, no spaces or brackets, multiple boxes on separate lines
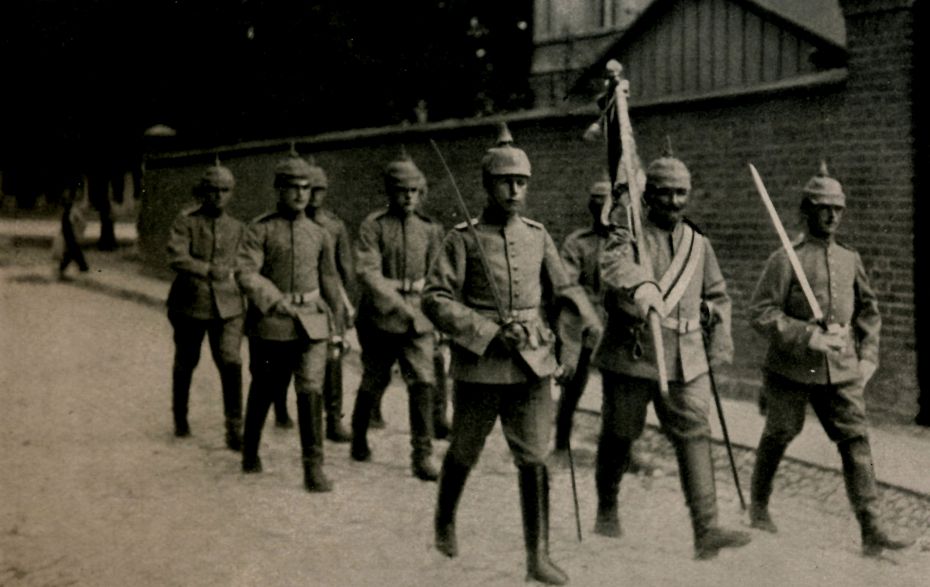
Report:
236,155,344,492
166,164,245,449
270,158,355,443
748,164,912,556
593,151,749,559
348,154,443,481
424,125,597,585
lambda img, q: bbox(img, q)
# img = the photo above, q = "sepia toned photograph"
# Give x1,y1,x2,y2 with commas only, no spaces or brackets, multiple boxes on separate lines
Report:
1,1,926,585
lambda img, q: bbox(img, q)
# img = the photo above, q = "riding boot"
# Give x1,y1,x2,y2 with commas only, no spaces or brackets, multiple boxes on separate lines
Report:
434,457,471,558
554,367,586,453
594,434,630,538
241,379,271,473
432,350,451,439
172,360,194,437
518,465,568,585
839,438,914,556
323,355,352,442
675,438,751,559
297,392,332,492
370,385,387,429
749,435,787,533
219,363,243,451
409,384,439,481
273,382,293,429
350,383,375,461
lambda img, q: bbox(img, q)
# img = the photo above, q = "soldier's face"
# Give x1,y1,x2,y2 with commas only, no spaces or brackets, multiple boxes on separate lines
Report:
646,185,689,229
588,193,607,220
806,204,844,237
200,185,233,211
309,187,327,209
278,179,312,212
488,175,529,216
388,185,421,215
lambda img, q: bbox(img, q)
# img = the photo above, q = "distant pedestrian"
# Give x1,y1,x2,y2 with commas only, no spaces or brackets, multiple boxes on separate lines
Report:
270,156,354,443
54,178,90,279
592,147,750,559
236,154,345,492
165,162,245,450
423,124,598,585
348,151,442,482
748,162,914,557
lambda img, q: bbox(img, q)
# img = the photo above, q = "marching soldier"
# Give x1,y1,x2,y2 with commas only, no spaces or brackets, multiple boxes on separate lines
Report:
271,157,355,443
166,162,245,450
236,154,344,492
348,151,442,481
748,162,913,556
593,148,751,559
423,125,598,585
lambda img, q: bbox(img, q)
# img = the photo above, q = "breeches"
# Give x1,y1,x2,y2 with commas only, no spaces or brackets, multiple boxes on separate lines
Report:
446,378,553,468
249,337,327,396
356,321,436,389
761,371,869,444
170,312,244,367
600,371,711,442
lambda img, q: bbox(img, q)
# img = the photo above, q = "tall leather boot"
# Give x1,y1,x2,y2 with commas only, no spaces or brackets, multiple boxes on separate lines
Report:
675,438,750,559
432,351,451,440
839,437,913,557
323,354,352,442
273,383,294,429
519,465,568,585
172,360,194,437
241,379,271,473
594,434,631,538
350,383,375,461
554,370,585,454
409,384,439,481
370,385,388,429
297,392,332,492
749,434,787,533
219,362,243,451
434,457,471,558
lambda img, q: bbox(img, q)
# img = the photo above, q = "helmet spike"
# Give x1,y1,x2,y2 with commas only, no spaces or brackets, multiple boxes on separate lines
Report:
818,160,830,177
496,122,514,146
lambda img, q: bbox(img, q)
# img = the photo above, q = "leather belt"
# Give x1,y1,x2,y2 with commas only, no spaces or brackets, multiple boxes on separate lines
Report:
660,316,702,334
288,290,321,305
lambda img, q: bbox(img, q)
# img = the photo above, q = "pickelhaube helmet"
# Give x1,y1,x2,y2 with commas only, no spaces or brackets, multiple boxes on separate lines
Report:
481,122,531,177
589,180,612,197
645,137,691,191
802,161,845,208
383,147,426,189
198,154,235,190
274,144,315,187
304,155,328,189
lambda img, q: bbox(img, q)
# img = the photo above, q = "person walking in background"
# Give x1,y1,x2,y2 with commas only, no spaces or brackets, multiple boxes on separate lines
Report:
165,162,245,450
348,151,442,482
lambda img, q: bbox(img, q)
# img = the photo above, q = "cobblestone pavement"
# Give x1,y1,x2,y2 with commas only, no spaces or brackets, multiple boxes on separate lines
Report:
2,250,929,586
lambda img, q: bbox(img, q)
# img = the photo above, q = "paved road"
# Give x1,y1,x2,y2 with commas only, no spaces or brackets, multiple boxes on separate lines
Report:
1,258,929,586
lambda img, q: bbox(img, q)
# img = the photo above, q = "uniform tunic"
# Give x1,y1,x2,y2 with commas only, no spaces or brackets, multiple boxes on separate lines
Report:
236,206,343,394
423,211,595,465
750,235,880,442
355,207,444,386
166,207,246,366
595,217,731,441
309,207,357,305
560,225,609,323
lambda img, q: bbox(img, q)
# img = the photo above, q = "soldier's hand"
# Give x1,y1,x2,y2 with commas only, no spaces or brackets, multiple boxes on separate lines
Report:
272,299,299,318
858,359,877,385
632,283,665,319
555,364,575,386
208,265,233,281
495,322,529,353
808,326,846,354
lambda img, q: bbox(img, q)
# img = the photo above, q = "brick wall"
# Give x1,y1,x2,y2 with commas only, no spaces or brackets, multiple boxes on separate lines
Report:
138,0,916,421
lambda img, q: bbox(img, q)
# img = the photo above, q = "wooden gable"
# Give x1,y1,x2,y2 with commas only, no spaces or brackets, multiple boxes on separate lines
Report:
574,0,847,102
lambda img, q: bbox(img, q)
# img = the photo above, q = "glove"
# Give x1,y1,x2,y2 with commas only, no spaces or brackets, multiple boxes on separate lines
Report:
632,283,664,319
858,360,877,386
808,325,846,354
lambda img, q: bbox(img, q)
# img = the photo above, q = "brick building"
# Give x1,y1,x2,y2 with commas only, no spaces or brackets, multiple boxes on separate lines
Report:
139,0,921,422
